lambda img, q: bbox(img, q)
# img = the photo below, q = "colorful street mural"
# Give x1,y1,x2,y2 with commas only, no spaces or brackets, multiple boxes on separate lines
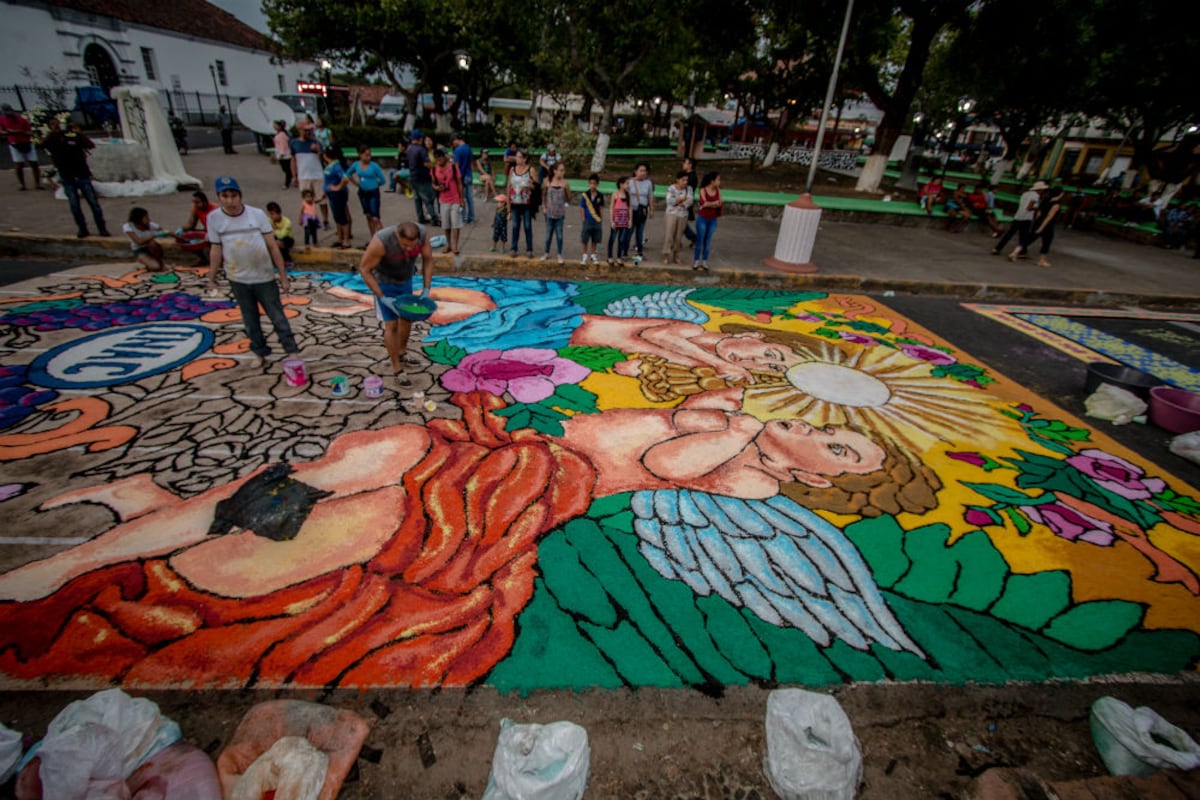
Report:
0,266,1197,692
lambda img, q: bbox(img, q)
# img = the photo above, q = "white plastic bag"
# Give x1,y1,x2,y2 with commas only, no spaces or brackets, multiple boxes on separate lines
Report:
33,721,129,800
44,689,180,778
230,736,328,800
0,721,21,784
763,689,862,800
1169,430,1200,465
482,719,590,800
1084,384,1147,426
1090,696,1200,776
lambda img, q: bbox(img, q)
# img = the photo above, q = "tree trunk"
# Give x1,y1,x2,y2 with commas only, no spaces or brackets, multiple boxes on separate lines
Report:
858,154,888,193
591,101,616,172
762,141,780,168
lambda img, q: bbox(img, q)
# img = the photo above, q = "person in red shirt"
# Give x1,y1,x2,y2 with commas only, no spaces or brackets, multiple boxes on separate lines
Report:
964,183,1003,235
0,104,42,191
917,175,943,216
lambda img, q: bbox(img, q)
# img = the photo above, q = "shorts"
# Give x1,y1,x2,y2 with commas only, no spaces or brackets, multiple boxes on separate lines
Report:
375,278,414,323
132,245,151,256
8,143,36,163
440,203,463,230
328,190,350,225
298,178,322,199
358,188,381,218
944,199,962,212
581,220,602,244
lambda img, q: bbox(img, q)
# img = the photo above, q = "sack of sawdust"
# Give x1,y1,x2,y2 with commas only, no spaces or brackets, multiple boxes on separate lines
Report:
1084,383,1147,426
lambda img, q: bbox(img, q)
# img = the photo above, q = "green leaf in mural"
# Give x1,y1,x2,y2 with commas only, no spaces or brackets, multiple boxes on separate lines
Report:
811,327,842,340
1002,506,1033,536
423,337,467,365
1041,600,1146,651
1152,488,1200,517
502,404,570,436
689,288,825,317
962,481,1044,506
557,345,626,372
548,383,599,414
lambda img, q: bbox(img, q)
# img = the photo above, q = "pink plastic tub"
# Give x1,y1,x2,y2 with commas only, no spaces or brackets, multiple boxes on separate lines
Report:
1148,386,1200,433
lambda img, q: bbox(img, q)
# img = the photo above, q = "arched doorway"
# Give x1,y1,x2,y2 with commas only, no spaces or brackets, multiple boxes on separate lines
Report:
83,43,120,94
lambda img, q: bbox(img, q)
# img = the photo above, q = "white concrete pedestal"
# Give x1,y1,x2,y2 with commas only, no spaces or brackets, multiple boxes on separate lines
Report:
763,194,822,274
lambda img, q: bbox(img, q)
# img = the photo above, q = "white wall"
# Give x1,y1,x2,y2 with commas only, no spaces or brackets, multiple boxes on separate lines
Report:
0,2,315,109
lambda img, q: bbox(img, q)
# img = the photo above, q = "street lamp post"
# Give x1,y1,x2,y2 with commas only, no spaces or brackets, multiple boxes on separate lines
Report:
764,0,854,274
896,111,926,191
320,60,333,122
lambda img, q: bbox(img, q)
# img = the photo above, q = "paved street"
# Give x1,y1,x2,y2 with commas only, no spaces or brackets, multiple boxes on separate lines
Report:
1,147,1198,798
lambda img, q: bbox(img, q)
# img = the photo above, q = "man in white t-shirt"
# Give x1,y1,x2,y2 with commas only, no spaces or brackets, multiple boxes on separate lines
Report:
992,180,1045,257
206,175,299,368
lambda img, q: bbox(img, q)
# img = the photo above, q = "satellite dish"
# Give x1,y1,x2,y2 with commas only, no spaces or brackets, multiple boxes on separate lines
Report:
236,96,295,135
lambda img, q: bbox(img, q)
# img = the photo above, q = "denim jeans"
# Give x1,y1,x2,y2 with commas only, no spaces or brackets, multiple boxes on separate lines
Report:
412,179,437,224
462,175,475,223
61,176,106,234
230,280,298,356
607,227,632,259
510,204,534,253
694,216,718,262
631,207,649,255
544,216,564,255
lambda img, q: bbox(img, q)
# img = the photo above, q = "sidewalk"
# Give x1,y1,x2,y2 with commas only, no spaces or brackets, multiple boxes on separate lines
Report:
3,146,1199,304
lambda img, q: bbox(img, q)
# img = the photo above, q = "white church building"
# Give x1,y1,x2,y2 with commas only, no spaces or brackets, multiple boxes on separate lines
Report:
1,0,315,119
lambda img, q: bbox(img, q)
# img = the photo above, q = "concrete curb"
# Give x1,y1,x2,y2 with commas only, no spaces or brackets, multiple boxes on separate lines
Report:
3,232,1198,308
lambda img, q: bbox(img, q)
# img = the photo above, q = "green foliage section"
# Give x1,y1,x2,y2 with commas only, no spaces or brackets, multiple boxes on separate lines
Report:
691,289,826,319
423,338,467,366
557,345,625,372
495,384,601,435
988,571,1072,630
487,498,1200,693
566,283,822,318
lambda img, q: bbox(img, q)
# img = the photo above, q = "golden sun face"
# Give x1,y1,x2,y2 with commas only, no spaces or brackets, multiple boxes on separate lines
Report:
741,338,1002,453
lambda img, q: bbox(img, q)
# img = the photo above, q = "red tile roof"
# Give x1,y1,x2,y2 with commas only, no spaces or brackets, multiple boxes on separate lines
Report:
46,0,272,51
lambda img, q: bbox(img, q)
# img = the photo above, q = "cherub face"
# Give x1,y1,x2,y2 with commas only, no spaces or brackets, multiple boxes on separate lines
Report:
756,419,886,486
713,333,802,374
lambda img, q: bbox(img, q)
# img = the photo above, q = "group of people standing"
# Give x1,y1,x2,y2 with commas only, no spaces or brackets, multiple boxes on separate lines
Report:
992,180,1064,268
492,152,724,271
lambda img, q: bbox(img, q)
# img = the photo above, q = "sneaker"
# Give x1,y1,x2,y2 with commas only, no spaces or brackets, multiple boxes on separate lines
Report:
98,229,111,237
581,255,589,265
632,255,642,265
395,371,412,388
557,255,564,265
590,254,599,265
540,254,549,261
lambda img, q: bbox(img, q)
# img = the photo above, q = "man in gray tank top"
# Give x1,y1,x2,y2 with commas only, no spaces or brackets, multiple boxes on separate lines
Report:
358,221,434,387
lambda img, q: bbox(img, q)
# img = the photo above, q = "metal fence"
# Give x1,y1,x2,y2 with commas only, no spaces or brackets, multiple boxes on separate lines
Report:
0,84,240,126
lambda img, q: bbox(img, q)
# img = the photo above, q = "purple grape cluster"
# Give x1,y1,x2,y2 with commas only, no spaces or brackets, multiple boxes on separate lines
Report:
0,364,58,430
0,293,234,332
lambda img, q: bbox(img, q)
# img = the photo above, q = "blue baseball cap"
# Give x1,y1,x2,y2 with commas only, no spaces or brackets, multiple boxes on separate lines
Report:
214,175,241,194
411,128,423,140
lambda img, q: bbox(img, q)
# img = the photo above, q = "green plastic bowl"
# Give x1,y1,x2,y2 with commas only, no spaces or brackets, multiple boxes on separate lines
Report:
385,294,436,321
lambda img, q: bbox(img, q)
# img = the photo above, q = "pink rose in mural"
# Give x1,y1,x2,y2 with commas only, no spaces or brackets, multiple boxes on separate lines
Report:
440,348,590,403
1066,449,1167,501
838,331,875,345
899,343,957,366
1022,502,1115,546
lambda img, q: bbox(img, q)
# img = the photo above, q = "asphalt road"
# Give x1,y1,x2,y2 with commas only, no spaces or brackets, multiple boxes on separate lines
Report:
887,294,1200,488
